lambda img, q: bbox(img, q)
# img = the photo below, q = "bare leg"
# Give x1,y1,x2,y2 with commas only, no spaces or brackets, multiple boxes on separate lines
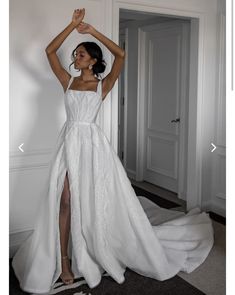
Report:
59,171,74,284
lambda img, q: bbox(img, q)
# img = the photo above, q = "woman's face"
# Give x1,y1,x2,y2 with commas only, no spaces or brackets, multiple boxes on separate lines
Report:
74,45,96,70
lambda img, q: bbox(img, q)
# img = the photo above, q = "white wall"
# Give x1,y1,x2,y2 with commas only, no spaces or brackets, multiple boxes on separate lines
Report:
209,0,226,215
10,0,226,253
9,0,111,253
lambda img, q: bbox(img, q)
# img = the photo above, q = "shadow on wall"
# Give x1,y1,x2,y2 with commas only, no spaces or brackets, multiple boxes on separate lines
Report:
10,0,103,233
10,24,65,232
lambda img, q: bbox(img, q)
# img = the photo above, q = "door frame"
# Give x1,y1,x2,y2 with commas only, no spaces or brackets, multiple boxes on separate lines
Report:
136,20,190,199
111,1,205,211
118,28,129,168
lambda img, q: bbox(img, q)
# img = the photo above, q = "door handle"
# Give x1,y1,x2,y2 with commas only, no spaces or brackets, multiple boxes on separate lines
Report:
171,118,180,123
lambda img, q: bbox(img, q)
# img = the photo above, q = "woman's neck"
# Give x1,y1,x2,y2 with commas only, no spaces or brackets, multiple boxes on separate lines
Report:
79,70,97,82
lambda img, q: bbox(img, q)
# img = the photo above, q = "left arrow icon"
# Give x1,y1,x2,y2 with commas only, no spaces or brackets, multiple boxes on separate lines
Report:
19,143,24,152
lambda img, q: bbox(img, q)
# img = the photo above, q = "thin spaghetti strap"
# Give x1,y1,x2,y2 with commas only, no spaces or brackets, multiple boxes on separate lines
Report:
97,79,103,99
66,76,74,92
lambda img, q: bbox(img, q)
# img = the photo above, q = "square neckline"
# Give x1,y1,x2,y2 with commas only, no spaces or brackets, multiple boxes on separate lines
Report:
67,77,101,94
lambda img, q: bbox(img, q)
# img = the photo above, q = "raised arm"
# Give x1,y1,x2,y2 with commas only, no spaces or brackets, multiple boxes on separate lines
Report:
45,9,85,92
77,22,125,98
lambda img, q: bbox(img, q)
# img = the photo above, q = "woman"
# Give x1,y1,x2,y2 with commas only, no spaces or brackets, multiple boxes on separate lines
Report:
45,8,125,286
12,8,214,294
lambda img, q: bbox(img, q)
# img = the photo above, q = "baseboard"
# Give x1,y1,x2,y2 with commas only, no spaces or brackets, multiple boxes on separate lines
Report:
202,199,225,218
126,169,136,180
208,211,226,225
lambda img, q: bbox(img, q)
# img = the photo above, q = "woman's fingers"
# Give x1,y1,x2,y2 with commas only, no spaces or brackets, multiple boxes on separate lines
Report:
76,21,92,34
75,8,85,15
72,8,85,25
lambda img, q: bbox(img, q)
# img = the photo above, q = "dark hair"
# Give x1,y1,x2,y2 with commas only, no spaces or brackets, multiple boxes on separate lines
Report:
69,42,106,77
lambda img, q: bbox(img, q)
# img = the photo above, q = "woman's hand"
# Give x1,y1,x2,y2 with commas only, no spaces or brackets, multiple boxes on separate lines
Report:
76,22,95,35
72,8,85,27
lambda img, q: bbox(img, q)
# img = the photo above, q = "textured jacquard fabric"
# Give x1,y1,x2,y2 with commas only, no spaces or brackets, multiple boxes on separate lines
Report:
12,78,214,293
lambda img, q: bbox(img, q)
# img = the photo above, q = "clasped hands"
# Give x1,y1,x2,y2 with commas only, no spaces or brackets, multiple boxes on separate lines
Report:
72,8,94,35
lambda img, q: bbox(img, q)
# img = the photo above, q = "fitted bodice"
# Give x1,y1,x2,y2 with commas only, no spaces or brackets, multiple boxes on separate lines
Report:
64,79,103,124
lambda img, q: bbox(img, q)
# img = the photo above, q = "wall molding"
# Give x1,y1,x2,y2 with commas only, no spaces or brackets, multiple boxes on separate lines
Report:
210,10,226,215
216,13,226,146
147,136,178,179
10,147,52,172
10,148,52,158
202,199,225,217
10,163,50,172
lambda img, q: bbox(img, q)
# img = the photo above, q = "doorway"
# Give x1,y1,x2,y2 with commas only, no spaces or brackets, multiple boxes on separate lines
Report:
113,4,203,210
118,11,190,202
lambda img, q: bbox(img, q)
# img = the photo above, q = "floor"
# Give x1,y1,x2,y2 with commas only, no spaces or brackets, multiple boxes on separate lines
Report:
130,179,186,209
130,179,226,295
10,179,225,295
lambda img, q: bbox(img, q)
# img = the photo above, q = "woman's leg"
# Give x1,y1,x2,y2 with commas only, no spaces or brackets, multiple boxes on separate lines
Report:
59,171,74,284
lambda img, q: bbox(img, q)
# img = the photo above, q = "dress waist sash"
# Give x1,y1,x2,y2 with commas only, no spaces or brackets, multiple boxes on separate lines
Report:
66,120,96,125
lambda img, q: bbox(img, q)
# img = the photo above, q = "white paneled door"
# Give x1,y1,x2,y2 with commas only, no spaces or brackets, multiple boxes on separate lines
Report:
139,21,190,195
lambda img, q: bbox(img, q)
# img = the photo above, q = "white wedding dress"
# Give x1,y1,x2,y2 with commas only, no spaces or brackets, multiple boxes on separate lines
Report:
12,78,214,294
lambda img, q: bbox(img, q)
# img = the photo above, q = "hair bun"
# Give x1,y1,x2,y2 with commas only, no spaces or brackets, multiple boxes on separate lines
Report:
93,59,106,74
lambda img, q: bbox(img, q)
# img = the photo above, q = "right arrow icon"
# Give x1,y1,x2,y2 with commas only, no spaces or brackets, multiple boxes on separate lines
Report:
211,143,217,153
